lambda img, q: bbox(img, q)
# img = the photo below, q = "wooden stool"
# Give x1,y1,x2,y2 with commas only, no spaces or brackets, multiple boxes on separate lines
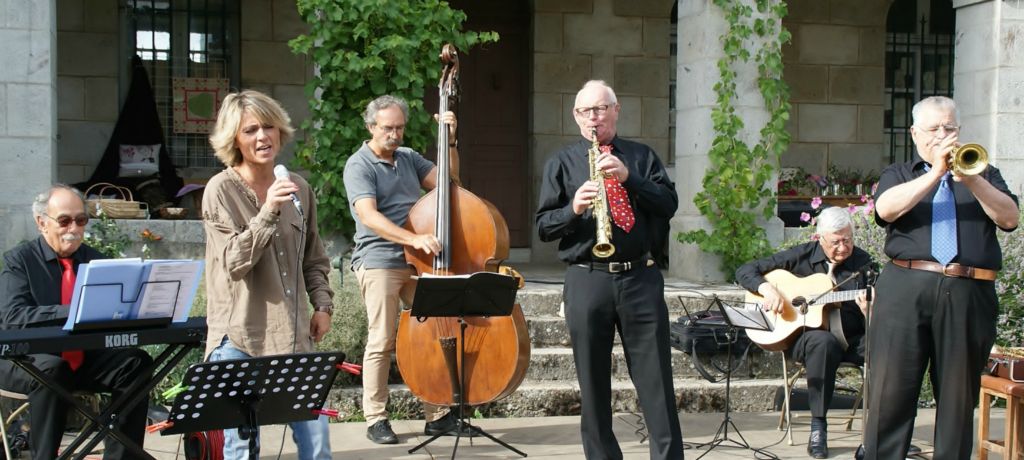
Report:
978,374,1024,459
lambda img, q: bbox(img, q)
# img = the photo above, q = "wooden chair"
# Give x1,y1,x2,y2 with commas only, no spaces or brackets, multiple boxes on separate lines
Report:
978,374,1024,460
778,354,865,446
0,389,29,459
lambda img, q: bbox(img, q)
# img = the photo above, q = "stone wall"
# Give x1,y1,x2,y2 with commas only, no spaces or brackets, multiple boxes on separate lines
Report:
55,0,119,185
0,0,57,251
781,0,889,178
53,0,313,185
530,0,675,262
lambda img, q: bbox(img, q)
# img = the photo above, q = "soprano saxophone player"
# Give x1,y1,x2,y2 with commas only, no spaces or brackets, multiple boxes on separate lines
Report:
536,80,684,460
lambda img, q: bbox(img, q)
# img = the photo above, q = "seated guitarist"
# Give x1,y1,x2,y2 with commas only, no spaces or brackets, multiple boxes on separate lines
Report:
735,206,873,459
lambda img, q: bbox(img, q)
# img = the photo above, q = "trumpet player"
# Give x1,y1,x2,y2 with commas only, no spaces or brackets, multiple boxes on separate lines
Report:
536,80,683,460
861,96,1019,459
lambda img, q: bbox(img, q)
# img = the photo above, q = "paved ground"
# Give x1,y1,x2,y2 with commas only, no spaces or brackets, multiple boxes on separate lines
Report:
127,407,1006,459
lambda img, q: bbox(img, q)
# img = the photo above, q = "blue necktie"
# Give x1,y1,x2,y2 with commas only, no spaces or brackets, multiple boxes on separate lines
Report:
931,173,957,265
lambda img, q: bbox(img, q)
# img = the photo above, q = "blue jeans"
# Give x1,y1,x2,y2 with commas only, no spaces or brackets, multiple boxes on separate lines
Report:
208,337,333,460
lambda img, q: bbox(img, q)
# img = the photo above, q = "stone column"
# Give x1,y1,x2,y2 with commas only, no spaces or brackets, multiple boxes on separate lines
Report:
953,0,1024,196
0,0,57,250
671,0,784,282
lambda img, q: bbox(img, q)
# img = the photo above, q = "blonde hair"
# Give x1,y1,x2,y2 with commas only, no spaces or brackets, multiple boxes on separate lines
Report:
209,90,295,167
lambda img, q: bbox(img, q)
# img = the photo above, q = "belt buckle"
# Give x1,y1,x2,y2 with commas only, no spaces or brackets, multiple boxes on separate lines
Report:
941,263,958,278
608,261,630,273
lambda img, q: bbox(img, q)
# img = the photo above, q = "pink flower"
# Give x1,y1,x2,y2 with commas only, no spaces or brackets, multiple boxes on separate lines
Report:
811,196,823,209
871,182,879,194
860,194,869,203
800,212,811,222
848,204,857,213
863,201,875,215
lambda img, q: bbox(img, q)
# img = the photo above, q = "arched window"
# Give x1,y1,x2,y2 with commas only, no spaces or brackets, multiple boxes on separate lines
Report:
885,0,955,164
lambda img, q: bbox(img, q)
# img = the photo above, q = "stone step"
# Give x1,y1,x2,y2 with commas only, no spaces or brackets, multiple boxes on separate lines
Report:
326,378,784,420
514,282,745,318
526,346,781,381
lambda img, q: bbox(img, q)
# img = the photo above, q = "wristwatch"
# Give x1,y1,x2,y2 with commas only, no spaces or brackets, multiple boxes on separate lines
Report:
314,305,333,316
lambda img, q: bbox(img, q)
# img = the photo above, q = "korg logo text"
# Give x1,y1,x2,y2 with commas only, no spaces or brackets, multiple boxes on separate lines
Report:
105,333,139,347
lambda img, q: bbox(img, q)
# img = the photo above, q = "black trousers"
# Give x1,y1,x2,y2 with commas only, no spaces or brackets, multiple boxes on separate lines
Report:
0,348,153,460
863,263,997,460
563,264,684,460
790,330,865,419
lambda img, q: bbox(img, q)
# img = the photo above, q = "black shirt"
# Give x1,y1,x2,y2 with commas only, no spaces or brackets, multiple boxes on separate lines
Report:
0,236,106,329
536,136,678,264
735,241,875,338
873,156,1019,269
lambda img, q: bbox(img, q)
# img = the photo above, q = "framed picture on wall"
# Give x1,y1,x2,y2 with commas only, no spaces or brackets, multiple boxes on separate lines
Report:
172,77,229,134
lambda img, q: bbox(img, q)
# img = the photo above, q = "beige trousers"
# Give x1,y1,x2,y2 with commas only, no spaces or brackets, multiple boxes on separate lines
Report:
355,265,447,426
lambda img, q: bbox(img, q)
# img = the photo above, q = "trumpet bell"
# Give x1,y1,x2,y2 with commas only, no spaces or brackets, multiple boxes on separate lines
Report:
950,143,988,176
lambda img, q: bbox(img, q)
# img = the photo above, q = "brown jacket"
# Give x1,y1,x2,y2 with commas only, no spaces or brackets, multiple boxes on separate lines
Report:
201,168,333,359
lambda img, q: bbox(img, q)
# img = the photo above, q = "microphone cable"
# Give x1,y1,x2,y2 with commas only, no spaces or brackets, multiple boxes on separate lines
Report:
276,178,308,460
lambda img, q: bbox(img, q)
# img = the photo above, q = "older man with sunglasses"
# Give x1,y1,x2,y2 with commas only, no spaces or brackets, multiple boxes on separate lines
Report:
0,184,153,460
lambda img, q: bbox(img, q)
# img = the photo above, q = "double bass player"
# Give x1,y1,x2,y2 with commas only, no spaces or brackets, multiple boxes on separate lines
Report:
343,95,468,444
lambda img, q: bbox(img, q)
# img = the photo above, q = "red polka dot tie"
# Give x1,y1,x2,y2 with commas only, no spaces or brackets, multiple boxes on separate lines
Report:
599,145,635,233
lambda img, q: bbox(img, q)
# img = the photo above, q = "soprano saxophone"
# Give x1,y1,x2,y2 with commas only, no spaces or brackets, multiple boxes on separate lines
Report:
588,128,616,258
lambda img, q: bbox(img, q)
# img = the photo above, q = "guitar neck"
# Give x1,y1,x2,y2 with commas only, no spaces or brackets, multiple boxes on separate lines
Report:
810,289,866,306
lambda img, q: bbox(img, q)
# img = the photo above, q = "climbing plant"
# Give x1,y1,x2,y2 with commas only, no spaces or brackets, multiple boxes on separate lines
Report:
679,0,792,280
289,0,498,237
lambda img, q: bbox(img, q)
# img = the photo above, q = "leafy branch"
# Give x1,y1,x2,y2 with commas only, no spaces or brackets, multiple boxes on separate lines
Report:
289,0,498,237
679,0,792,280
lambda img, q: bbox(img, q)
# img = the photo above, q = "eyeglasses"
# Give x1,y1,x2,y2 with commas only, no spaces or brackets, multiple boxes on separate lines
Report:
574,105,611,117
823,237,853,247
918,124,960,136
375,124,405,134
43,213,89,228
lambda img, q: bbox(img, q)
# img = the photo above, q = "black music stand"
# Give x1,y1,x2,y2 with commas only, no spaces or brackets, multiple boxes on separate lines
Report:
692,296,778,460
161,351,345,460
406,272,526,459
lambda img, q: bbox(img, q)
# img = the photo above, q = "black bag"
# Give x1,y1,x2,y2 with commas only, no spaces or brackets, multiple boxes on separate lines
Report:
669,310,752,382
669,310,750,356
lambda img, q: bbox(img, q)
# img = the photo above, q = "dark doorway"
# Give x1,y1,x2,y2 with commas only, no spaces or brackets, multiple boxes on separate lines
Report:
441,1,531,248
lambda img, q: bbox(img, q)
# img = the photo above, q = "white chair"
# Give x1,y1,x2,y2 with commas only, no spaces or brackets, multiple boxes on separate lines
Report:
0,389,29,459
777,353,865,446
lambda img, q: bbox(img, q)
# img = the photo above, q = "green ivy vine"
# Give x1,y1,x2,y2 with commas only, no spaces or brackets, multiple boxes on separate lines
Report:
679,0,792,280
289,0,498,237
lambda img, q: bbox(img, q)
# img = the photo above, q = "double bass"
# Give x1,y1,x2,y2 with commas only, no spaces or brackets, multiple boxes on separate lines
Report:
395,44,530,407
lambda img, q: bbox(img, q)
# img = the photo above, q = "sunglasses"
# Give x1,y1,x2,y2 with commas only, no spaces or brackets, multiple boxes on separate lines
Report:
43,213,89,228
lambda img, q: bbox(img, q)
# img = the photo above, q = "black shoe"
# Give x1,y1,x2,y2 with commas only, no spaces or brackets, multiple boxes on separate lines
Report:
367,420,399,444
854,444,865,460
807,430,828,458
907,444,922,457
424,411,481,437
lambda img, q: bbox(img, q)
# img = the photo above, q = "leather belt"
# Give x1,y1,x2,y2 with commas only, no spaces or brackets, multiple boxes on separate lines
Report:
892,259,997,281
575,257,653,274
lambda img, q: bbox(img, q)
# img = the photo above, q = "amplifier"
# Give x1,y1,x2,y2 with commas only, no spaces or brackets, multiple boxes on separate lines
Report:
987,347,1024,382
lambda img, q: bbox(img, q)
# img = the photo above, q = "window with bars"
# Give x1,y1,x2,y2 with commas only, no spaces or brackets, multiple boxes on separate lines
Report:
885,0,955,164
125,0,240,169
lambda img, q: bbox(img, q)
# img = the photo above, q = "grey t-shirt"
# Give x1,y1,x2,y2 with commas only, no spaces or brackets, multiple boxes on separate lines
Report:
344,142,434,269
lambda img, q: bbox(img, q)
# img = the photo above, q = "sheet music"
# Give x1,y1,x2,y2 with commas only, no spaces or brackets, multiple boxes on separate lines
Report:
137,260,203,321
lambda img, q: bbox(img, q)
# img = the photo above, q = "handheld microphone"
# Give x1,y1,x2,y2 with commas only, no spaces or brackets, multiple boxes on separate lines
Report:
273,164,303,216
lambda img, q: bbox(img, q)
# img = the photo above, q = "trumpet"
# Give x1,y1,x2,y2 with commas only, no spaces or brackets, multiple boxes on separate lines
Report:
949,143,988,176
588,128,615,259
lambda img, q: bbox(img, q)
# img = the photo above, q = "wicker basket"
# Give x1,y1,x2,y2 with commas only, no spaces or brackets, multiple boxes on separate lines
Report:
84,183,148,219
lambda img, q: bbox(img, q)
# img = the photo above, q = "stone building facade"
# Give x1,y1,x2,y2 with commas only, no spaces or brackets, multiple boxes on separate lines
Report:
2,0,1022,282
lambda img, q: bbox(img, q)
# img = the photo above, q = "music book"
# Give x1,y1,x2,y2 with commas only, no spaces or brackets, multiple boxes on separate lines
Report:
63,258,204,331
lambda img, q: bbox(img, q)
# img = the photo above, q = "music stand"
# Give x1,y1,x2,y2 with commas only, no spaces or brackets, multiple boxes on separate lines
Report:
160,351,345,460
691,295,779,460
406,271,526,459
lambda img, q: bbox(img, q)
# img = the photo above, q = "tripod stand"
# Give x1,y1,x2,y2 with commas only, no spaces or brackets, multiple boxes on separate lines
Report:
690,296,779,460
